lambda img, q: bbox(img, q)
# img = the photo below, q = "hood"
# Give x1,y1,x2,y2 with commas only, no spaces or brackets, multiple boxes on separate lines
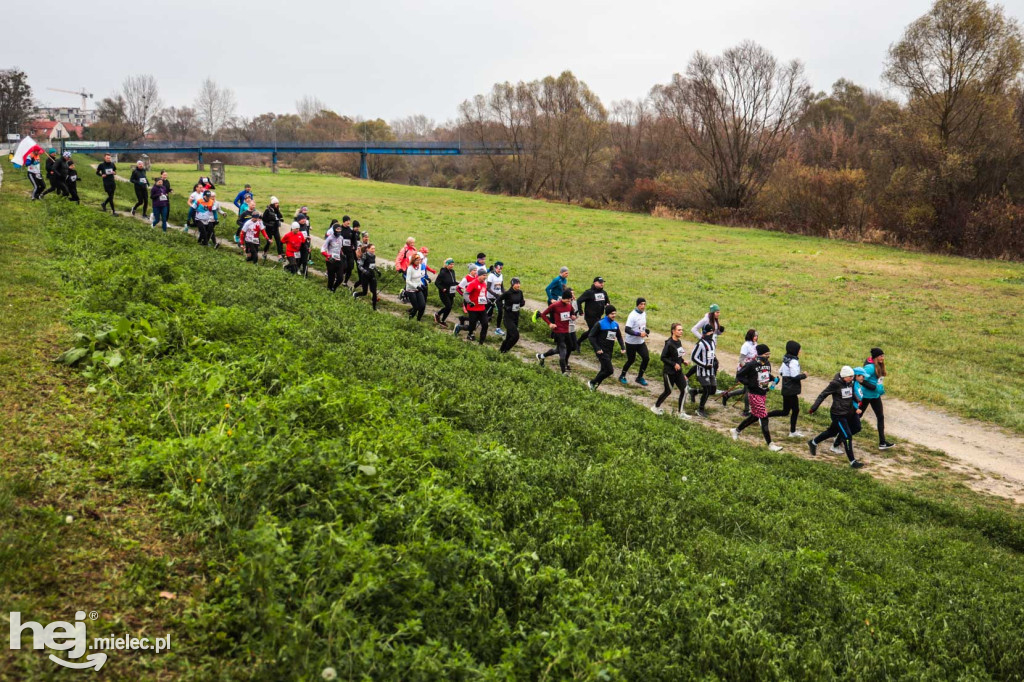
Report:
785,340,800,355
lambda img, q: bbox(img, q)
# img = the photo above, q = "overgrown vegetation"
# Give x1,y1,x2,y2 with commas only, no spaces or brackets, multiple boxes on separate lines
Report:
24,166,1024,679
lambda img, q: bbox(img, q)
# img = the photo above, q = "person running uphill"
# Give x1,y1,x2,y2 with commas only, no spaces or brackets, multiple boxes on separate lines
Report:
765,340,807,438
25,149,45,200
96,153,118,215
620,298,650,386
239,215,270,264
434,259,458,327
690,324,719,418
463,268,490,343
322,222,346,292
64,158,80,204
352,244,379,309
537,290,577,375
129,160,149,217
807,366,866,469
730,344,782,451
576,277,611,344
652,323,691,419
262,197,285,261
405,252,428,320
587,305,626,391
497,277,525,353
281,222,306,274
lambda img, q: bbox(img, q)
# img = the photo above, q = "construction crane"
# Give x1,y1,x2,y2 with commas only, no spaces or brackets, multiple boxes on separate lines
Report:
47,87,93,111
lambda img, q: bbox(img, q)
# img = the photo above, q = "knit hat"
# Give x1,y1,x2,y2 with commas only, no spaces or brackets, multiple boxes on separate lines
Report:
709,303,720,313
352,220,360,228
636,297,646,306
510,277,521,286
785,340,801,355
270,196,279,204
48,148,56,154
477,267,488,276
870,347,884,359
840,365,855,378
444,258,454,266
604,304,617,315
755,344,770,355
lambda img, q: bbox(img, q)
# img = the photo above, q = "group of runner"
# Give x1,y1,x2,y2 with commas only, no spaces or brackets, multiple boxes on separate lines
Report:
29,161,893,469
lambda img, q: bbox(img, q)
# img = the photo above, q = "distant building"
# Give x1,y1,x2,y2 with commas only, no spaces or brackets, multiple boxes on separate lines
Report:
27,120,84,142
33,106,98,127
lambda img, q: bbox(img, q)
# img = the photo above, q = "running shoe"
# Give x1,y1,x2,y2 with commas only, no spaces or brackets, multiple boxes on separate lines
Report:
788,431,805,438
730,428,739,441
768,443,783,452
696,410,709,418
650,405,664,415
619,376,628,385
830,444,844,454
879,441,895,450
536,353,545,366
495,328,505,336
636,377,648,387
453,325,462,338
850,460,865,469
807,440,818,456
677,410,692,420
588,381,597,392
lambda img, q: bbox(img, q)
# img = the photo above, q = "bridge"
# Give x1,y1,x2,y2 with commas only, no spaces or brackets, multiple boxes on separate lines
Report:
61,140,519,178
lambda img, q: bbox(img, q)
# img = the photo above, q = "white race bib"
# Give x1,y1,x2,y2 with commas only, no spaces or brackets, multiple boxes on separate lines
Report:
707,350,716,361
449,286,457,294
595,293,605,302
105,169,114,175
478,292,488,305
841,387,853,399
559,312,571,322
677,347,685,358
511,304,520,312
343,239,351,246
606,330,617,341
139,178,147,184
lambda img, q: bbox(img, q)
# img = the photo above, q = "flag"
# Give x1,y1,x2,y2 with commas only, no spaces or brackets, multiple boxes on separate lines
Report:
11,136,42,168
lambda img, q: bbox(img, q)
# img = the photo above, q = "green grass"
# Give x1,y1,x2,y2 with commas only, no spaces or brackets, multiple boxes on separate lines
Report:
14,159,1024,679
107,159,1024,435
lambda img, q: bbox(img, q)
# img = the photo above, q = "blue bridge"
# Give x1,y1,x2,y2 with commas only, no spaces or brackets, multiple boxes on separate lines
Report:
61,140,520,179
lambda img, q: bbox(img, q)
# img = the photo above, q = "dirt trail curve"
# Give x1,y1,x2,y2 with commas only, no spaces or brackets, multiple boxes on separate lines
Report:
82,166,1024,496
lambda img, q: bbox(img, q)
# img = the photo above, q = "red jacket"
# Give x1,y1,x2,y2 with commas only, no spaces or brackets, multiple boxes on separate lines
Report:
540,301,575,334
281,231,306,258
395,245,417,271
465,278,489,312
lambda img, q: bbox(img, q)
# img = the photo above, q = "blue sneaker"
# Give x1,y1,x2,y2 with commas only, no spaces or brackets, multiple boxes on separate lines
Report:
619,375,628,385
636,377,648,386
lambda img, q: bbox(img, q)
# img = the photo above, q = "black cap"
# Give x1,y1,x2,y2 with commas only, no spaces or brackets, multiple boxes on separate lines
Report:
755,343,770,355
352,220,360,228
702,323,714,334
593,276,604,283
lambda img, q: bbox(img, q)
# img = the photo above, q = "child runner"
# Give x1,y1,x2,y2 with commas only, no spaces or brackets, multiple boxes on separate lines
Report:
730,344,782,451
65,159,80,204
765,341,807,438
652,323,691,419
587,305,626,390
620,298,650,386
722,329,758,415
861,348,895,449
807,366,866,469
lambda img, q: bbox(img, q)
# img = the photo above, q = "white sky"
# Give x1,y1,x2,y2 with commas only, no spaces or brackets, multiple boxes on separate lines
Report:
5,0,1024,124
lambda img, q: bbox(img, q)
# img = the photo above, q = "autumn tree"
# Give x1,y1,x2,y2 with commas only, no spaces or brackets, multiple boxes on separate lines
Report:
194,78,236,138
0,68,33,138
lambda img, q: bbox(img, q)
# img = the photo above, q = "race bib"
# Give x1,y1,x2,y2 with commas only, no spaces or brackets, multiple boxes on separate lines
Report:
559,312,571,321
369,263,376,269
69,175,78,182
606,330,617,341
105,169,114,175
757,369,770,386
677,348,685,358
595,293,605,302
568,322,576,332
511,304,520,312
139,178,147,184
449,286,457,294
343,239,351,246
841,387,853,399
707,350,716,361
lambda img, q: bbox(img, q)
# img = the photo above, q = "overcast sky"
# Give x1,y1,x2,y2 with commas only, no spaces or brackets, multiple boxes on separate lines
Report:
5,0,1024,124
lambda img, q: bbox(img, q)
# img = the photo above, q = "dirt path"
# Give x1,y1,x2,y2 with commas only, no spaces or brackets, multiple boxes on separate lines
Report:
75,170,1024,501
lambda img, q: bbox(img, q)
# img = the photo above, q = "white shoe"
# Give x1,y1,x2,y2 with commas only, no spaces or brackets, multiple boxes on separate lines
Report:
677,410,692,420
830,445,844,454
768,443,783,452
788,431,805,438
729,428,739,441
588,380,597,391
650,405,663,415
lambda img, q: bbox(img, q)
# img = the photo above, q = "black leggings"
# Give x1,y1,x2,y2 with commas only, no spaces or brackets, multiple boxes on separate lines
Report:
244,242,260,264
133,185,149,214
593,351,615,386
353,277,378,309
737,413,772,444
698,379,716,410
466,309,488,343
767,394,800,433
542,332,573,373
813,414,860,462
197,221,217,246
28,174,45,199
438,290,455,322
101,184,116,212
326,259,344,291
343,252,355,284
41,175,65,197
622,344,649,377
656,372,687,411
860,398,886,443
499,313,520,353
262,226,283,255
407,289,426,320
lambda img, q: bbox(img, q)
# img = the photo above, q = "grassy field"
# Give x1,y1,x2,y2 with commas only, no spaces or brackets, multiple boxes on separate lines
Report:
8,159,1024,679
101,159,1024,435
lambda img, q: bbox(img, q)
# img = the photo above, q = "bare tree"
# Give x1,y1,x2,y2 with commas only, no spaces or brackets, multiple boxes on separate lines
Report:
296,95,328,124
121,74,163,139
392,114,438,140
884,0,1023,149
653,41,810,208
193,78,236,138
157,106,200,141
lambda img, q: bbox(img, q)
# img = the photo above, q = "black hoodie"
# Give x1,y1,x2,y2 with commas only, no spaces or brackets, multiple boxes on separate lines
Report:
575,285,611,324
810,373,857,417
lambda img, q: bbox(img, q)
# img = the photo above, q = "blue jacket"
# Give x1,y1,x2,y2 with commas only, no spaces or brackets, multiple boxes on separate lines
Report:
233,189,251,209
860,360,885,399
545,275,567,302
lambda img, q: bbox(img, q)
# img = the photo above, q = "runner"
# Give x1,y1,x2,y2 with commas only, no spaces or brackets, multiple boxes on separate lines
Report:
322,222,346,292
620,298,650,386
730,344,782,451
765,341,807,438
861,348,895,449
129,160,149,217
395,237,417,274
722,329,758,415
40,148,65,197
652,323,691,419
690,323,719,418
234,194,256,245
497,277,525,353
194,190,220,247
587,305,626,390
576,276,611,345
468,252,487,274
239,214,269,264
452,264,478,339
486,262,505,335
25,149,45,200
433,259,458,327
341,217,360,286
294,213,312,276
830,368,868,454
187,183,202,229
232,184,253,211
64,158,80,204
807,366,866,469
544,267,569,305
405,252,428,320
418,247,437,291
150,177,170,231
462,267,491,344
687,304,725,399
159,170,172,196
352,244,379,309
261,197,285,261
281,222,306,274
537,290,577,375
96,153,118,215
54,151,70,198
